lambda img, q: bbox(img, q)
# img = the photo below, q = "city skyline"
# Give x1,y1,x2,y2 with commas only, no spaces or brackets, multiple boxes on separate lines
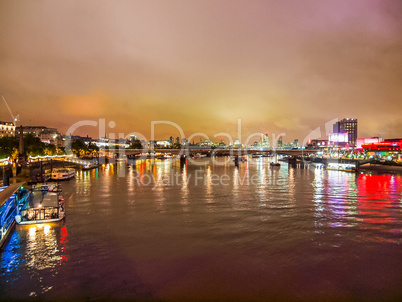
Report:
1,0,402,141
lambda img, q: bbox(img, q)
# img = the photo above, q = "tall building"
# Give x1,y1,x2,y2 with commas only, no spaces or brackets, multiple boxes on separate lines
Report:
333,118,358,146
0,121,15,137
260,133,270,148
277,136,283,149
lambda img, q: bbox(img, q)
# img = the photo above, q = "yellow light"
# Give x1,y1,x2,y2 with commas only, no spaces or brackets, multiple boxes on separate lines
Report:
44,224,50,235
29,227,36,239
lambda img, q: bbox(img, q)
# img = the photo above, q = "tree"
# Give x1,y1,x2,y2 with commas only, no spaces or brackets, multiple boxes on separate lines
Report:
0,136,19,159
24,133,46,157
128,140,143,149
87,142,99,156
56,146,65,155
71,139,87,157
44,143,57,155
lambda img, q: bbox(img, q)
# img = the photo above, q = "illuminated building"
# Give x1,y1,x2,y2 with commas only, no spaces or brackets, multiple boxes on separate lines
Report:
329,132,349,148
361,139,402,151
0,121,15,137
233,138,242,148
361,138,402,161
333,118,358,146
310,139,329,149
356,137,381,149
277,137,283,149
260,133,270,148
16,125,63,147
155,140,171,148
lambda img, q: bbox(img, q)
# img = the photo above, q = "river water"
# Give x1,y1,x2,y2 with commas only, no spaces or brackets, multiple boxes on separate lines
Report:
1,158,402,301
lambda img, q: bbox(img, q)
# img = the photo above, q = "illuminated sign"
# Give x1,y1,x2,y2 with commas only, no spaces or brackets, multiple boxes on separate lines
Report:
356,138,379,149
329,133,348,143
361,142,402,150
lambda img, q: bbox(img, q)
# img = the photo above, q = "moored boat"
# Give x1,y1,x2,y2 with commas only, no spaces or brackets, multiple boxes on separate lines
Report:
270,162,281,167
193,153,207,158
82,163,99,170
15,184,65,225
0,183,30,248
31,182,61,193
51,168,75,180
326,163,356,172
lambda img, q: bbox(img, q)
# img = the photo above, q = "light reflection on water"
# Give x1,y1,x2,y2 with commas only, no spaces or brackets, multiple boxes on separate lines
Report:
311,168,402,244
1,159,402,300
1,223,69,298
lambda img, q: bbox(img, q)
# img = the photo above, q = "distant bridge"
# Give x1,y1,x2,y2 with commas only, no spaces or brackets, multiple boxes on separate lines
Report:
103,148,320,157
22,152,380,171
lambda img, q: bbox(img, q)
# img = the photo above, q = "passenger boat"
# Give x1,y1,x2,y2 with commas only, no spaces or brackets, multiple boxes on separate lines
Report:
326,163,356,172
15,184,65,225
33,182,61,193
0,183,30,248
51,168,75,180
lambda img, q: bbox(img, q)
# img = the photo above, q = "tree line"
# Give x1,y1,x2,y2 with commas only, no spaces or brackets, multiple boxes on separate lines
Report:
0,135,101,159
0,134,63,159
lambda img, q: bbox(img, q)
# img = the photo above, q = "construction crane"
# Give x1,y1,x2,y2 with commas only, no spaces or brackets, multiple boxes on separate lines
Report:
1,95,19,127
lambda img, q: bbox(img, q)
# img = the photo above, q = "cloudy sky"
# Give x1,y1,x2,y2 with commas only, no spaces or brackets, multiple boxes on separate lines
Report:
0,0,401,142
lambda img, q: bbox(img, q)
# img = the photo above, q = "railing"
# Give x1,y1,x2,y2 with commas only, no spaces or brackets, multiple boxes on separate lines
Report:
28,154,98,168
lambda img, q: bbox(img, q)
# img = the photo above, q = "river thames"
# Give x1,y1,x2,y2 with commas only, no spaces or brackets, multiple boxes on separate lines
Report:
1,158,402,301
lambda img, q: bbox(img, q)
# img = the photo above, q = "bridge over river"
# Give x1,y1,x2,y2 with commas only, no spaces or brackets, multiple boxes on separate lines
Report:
104,148,320,158
24,150,377,174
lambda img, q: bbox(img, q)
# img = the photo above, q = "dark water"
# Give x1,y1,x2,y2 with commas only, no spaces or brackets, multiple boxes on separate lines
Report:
1,158,402,301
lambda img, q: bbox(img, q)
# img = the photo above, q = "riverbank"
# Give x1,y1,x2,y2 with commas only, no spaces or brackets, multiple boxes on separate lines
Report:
359,163,402,173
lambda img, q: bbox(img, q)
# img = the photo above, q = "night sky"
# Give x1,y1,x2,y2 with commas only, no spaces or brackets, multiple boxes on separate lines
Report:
1,0,401,142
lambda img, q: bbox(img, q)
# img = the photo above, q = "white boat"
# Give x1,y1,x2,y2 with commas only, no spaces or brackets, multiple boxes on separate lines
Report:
51,168,75,180
193,153,207,158
326,163,356,172
82,163,99,170
32,182,61,193
15,187,65,225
